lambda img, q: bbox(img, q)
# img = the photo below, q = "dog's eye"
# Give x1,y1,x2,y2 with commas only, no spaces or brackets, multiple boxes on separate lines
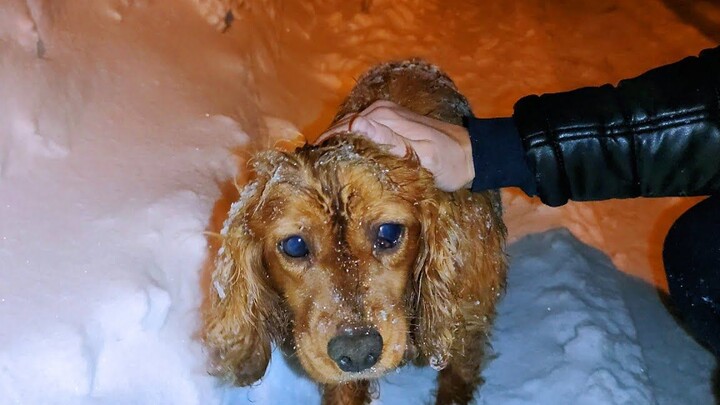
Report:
280,235,309,258
375,223,403,250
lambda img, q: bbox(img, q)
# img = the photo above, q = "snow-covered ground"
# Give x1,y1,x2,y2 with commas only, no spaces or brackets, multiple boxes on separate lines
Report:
221,229,716,404
0,0,716,404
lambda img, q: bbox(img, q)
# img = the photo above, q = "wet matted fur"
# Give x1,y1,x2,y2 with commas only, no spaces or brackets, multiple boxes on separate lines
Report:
204,60,508,405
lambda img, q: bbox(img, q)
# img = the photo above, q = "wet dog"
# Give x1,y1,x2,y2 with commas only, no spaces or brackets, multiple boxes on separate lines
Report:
204,60,507,404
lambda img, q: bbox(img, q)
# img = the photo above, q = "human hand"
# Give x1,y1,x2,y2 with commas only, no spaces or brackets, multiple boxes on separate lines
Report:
316,100,475,192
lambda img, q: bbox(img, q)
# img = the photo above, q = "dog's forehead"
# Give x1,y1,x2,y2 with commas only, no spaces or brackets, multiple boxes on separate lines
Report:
236,137,423,228
307,140,399,190
312,142,371,168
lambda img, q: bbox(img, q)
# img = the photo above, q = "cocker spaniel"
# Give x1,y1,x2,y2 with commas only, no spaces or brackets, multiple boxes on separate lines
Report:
204,60,507,405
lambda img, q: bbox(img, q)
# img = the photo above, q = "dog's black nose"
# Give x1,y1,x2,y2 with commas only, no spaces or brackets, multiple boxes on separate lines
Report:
327,327,383,373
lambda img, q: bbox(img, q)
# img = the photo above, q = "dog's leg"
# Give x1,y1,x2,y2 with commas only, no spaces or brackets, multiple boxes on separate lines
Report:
434,332,485,405
321,380,371,405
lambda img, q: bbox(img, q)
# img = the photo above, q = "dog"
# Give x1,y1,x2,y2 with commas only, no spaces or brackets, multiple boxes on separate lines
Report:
204,60,507,405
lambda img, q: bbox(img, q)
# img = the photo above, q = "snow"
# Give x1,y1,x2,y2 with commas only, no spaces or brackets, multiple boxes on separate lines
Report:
221,229,716,404
0,0,717,404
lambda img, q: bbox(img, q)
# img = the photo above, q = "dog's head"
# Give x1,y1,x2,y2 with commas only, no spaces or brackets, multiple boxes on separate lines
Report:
205,134,478,384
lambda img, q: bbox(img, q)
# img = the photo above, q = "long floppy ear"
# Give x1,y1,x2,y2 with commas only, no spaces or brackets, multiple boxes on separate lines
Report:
412,195,464,370
203,153,286,386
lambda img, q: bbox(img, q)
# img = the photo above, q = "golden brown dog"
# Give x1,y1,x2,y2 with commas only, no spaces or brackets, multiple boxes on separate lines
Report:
204,60,507,405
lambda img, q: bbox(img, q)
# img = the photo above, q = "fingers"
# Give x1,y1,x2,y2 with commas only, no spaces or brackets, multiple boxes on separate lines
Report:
351,116,408,157
314,99,467,170
316,100,430,143
314,113,408,157
314,117,351,144
354,101,462,142
311,99,473,191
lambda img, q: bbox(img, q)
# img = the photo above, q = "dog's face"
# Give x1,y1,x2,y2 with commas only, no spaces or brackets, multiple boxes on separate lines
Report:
206,135,454,385
249,136,433,383
258,147,421,383
205,134,506,387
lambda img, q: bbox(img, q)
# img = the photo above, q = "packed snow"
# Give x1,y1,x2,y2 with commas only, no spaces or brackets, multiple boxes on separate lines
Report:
0,0,716,404
221,230,716,404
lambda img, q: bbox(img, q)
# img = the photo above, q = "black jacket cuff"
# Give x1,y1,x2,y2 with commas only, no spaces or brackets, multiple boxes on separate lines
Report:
465,116,537,196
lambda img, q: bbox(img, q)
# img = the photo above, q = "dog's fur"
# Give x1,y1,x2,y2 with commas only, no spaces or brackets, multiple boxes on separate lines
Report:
204,60,507,404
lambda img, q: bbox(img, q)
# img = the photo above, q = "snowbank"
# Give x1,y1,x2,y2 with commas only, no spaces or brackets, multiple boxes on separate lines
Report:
220,230,715,404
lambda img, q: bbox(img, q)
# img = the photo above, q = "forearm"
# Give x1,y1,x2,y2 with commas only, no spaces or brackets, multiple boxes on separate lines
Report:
510,46,720,206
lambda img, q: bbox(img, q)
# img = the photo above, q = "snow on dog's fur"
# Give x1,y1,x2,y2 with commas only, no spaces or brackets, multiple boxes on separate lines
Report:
204,60,508,405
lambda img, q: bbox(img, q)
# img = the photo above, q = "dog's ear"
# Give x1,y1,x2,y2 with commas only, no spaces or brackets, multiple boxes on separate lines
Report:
412,196,464,370
204,151,288,386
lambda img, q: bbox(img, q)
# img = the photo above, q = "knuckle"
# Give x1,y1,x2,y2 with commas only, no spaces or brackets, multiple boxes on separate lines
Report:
369,99,397,109
375,106,401,121
365,101,401,120
415,143,439,168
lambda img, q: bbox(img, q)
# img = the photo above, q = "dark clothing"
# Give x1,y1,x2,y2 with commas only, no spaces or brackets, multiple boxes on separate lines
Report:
466,117,537,196
468,46,720,206
664,194,720,357
466,46,720,358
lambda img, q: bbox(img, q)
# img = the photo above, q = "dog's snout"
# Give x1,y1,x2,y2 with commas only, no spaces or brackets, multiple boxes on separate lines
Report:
327,327,383,373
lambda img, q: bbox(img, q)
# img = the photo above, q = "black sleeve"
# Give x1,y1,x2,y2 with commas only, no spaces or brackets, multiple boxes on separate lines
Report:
466,116,537,196
511,46,720,207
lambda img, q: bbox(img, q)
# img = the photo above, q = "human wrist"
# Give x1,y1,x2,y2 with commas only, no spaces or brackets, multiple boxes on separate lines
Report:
464,116,537,195
462,129,475,189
